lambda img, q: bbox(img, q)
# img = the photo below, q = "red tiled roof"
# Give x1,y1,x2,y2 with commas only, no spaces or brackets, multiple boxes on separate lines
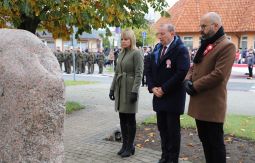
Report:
153,0,255,33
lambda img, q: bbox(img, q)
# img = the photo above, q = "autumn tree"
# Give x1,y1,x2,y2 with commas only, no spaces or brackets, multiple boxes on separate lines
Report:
99,33,110,49
134,25,157,47
0,0,168,39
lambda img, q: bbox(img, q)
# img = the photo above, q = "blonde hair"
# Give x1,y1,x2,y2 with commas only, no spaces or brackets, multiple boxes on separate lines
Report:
121,28,137,50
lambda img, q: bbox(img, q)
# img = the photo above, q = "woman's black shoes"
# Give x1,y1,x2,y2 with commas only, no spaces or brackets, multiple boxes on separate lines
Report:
117,146,126,155
120,147,135,158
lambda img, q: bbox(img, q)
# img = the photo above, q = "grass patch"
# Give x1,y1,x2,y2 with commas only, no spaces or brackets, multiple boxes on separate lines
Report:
106,66,114,73
143,114,255,140
143,114,195,128
180,114,196,128
224,115,255,140
143,115,157,124
66,101,85,114
64,80,97,86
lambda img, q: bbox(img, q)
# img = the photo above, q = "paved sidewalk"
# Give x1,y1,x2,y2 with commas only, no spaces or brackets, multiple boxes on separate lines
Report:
64,67,255,163
64,84,190,163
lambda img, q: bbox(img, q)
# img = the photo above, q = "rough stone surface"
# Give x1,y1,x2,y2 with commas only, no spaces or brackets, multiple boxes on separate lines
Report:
0,29,65,163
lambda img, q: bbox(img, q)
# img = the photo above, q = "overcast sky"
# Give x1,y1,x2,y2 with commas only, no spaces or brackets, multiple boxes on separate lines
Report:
166,0,179,8
146,0,178,21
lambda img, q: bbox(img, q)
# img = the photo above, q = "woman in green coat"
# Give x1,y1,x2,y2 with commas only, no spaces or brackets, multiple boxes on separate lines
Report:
109,29,144,158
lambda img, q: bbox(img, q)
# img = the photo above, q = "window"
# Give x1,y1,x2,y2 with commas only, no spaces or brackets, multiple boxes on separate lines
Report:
227,36,231,41
241,36,248,51
183,36,193,50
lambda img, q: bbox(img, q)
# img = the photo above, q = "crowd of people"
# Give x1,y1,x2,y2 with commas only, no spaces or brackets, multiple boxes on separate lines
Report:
189,46,254,79
109,12,236,163
53,47,121,74
236,48,255,64
236,48,255,79
184,41,255,81
52,11,252,163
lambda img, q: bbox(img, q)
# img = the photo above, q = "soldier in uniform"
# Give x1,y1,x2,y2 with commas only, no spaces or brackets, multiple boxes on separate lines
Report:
97,50,105,74
82,49,89,73
63,48,68,73
70,48,74,71
76,48,84,74
92,52,96,74
64,48,72,74
54,47,64,71
87,51,95,74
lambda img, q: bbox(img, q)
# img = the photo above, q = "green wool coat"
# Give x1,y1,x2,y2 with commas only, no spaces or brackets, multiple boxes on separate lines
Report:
110,48,144,113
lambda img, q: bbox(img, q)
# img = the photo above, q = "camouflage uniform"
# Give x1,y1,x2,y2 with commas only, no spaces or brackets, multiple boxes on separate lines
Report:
92,53,96,73
82,51,88,73
97,53,105,74
64,50,72,74
76,50,84,74
87,52,95,74
54,50,64,70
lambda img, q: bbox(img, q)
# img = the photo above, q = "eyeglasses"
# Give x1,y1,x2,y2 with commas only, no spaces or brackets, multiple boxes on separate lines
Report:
200,23,215,30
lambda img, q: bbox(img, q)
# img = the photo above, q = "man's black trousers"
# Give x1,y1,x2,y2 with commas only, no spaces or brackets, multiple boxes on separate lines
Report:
156,112,180,163
248,65,253,77
196,119,226,163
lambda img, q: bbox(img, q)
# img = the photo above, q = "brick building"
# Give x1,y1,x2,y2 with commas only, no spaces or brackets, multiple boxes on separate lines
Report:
153,0,255,51
36,30,102,52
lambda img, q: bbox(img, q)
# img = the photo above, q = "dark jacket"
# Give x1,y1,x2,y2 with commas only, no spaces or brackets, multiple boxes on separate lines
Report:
143,53,151,73
146,36,190,114
247,51,254,66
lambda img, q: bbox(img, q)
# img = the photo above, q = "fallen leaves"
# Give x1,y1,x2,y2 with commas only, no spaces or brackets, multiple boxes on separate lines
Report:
225,136,233,143
144,139,150,143
144,128,151,131
139,132,156,144
187,143,194,147
134,124,255,163
136,143,143,149
148,132,154,137
189,132,194,136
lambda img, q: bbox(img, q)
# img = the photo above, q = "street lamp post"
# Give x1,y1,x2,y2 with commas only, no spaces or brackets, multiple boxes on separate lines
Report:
71,27,77,81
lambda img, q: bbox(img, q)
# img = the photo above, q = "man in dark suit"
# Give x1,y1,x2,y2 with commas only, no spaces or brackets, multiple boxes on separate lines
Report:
146,24,190,163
